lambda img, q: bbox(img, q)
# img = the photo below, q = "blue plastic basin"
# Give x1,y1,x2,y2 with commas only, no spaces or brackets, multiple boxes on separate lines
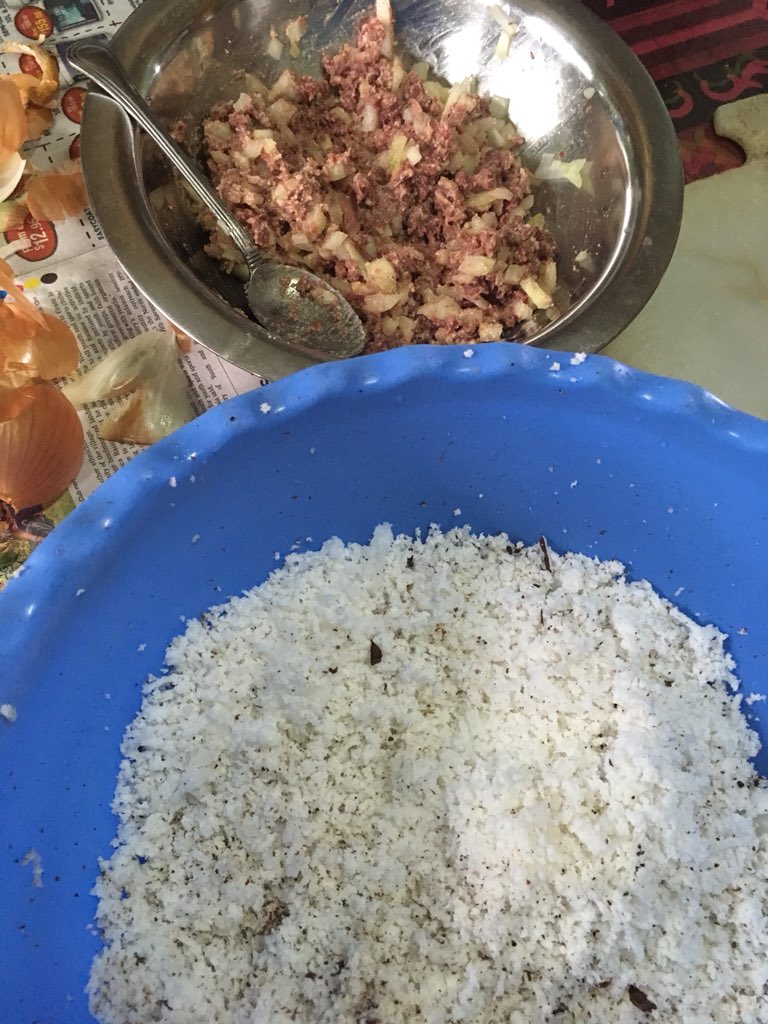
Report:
1,343,767,1021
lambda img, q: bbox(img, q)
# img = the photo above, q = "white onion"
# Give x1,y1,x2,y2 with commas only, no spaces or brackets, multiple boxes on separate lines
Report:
416,296,461,319
478,321,503,340
467,188,514,210
285,16,307,58
268,69,299,102
361,102,380,133
322,230,349,253
365,257,398,294
405,144,422,165
519,275,553,309
362,292,400,313
266,30,283,61
458,255,496,277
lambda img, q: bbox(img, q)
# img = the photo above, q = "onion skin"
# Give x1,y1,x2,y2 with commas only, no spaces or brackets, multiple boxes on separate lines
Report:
1,42,60,106
0,80,27,164
25,168,88,223
0,379,84,512
0,307,80,379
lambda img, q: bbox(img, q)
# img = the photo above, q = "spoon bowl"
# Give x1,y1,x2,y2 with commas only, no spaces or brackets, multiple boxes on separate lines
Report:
67,39,367,362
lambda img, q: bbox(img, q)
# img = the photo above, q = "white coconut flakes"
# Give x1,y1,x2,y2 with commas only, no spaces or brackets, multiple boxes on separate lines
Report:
88,525,768,1024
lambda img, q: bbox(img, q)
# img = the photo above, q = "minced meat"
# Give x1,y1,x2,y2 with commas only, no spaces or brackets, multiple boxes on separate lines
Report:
200,1,557,352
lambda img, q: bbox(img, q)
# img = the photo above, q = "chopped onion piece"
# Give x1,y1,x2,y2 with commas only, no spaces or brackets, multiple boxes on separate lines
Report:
98,373,192,446
340,238,365,266
478,321,503,341
410,61,429,81
365,257,397,294
362,292,400,313
423,79,450,103
205,121,232,144
361,102,379,133
441,77,474,119
268,98,297,125
458,255,496,277
467,187,515,210
267,28,284,60
405,143,422,165
376,0,394,56
242,73,268,96
330,105,352,123
511,297,533,320
488,95,510,119
519,275,553,309
416,295,461,319
243,137,269,159
285,16,308,58
324,156,351,181
322,230,349,253
379,133,408,172
395,315,415,343
503,263,525,285
534,152,588,189
447,151,463,174
539,259,557,294
392,56,405,91
289,231,314,252
63,331,178,406
486,126,506,148
489,3,518,30
303,204,327,240
495,29,512,60
0,237,27,260
268,69,300,102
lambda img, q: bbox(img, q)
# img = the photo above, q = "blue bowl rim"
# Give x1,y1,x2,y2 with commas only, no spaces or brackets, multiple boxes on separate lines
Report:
2,341,768,667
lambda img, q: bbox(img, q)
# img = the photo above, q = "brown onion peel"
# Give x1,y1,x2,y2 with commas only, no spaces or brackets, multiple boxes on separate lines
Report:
24,166,88,223
1,42,60,107
0,305,80,380
0,377,84,514
63,330,195,446
0,79,27,164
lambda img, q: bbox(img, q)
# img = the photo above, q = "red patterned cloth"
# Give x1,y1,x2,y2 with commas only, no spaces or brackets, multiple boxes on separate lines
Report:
583,0,768,180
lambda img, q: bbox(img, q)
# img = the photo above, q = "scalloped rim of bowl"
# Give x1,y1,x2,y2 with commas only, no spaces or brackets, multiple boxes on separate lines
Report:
3,342,767,661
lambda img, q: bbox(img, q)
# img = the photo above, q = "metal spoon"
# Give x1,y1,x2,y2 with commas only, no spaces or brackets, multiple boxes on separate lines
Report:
67,39,366,361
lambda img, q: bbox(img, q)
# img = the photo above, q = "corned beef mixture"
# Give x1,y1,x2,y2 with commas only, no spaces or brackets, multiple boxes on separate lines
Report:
200,2,557,352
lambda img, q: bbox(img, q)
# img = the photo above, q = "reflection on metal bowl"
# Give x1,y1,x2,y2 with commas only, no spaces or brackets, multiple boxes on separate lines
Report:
81,0,683,379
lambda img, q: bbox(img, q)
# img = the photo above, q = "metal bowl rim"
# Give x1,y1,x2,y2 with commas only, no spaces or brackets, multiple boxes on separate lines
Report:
80,0,683,376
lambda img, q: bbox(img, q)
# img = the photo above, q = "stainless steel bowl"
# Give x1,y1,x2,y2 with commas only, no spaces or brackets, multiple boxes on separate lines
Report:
81,0,683,379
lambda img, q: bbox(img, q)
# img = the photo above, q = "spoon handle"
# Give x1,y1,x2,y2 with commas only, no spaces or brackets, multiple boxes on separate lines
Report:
68,39,262,266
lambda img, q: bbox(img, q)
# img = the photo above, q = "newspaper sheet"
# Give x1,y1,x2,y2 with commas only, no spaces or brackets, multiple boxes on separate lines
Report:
0,0,265,578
